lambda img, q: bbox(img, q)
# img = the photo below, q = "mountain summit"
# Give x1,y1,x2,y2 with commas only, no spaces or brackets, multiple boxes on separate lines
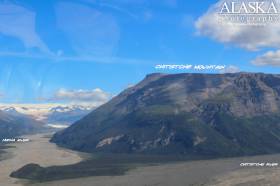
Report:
51,73,280,157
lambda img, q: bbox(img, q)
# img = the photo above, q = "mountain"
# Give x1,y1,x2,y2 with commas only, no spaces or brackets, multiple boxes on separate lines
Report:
1,107,23,116
0,111,45,139
0,104,93,127
46,105,93,126
51,73,280,157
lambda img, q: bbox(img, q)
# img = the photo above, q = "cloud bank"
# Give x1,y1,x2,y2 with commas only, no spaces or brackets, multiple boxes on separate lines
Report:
50,88,111,106
220,65,240,73
195,1,280,51
195,0,280,66
252,50,280,66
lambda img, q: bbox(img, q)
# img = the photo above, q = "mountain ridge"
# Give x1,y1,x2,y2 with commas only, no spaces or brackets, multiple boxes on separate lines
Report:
51,72,280,157
0,111,45,139
0,104,94,126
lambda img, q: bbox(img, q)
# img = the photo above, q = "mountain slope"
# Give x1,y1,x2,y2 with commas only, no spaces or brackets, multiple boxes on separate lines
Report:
51,73,280,157
0,111,45,139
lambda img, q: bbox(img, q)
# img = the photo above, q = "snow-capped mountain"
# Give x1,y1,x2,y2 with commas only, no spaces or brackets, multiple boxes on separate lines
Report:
46,105,93,126
0,104,95,128
1,107,22,116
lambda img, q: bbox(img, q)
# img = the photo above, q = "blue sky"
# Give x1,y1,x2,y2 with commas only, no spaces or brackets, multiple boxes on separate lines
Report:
0,0,279,105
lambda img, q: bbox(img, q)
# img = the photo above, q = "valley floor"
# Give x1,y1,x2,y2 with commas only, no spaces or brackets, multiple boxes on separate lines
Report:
0,133,83,186
0,133,279,186
29,154,280,186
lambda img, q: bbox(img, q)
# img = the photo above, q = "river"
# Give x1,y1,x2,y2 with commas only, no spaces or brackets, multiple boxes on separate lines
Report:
1,133,280,186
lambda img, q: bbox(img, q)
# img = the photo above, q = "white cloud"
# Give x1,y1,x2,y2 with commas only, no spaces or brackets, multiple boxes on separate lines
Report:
220,65,240,73
252,50,280,66
50,88,111,106
0,3,50,53
195,0,280,51
55,2,120,57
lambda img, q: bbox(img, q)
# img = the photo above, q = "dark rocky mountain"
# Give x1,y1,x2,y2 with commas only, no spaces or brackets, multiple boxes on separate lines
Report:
0,111,45,139
51,73,280,157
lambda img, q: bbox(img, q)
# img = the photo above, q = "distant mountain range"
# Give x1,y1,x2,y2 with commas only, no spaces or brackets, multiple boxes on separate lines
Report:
0,111,45,139
0,105,94,128
52,73,280,158
46,105,93,128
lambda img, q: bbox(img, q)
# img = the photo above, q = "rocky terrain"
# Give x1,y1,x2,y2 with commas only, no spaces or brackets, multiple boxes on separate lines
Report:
51,73,280,157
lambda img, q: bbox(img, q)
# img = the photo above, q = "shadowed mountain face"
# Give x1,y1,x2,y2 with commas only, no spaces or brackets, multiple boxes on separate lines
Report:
51,73,280,157
0,111,45,139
